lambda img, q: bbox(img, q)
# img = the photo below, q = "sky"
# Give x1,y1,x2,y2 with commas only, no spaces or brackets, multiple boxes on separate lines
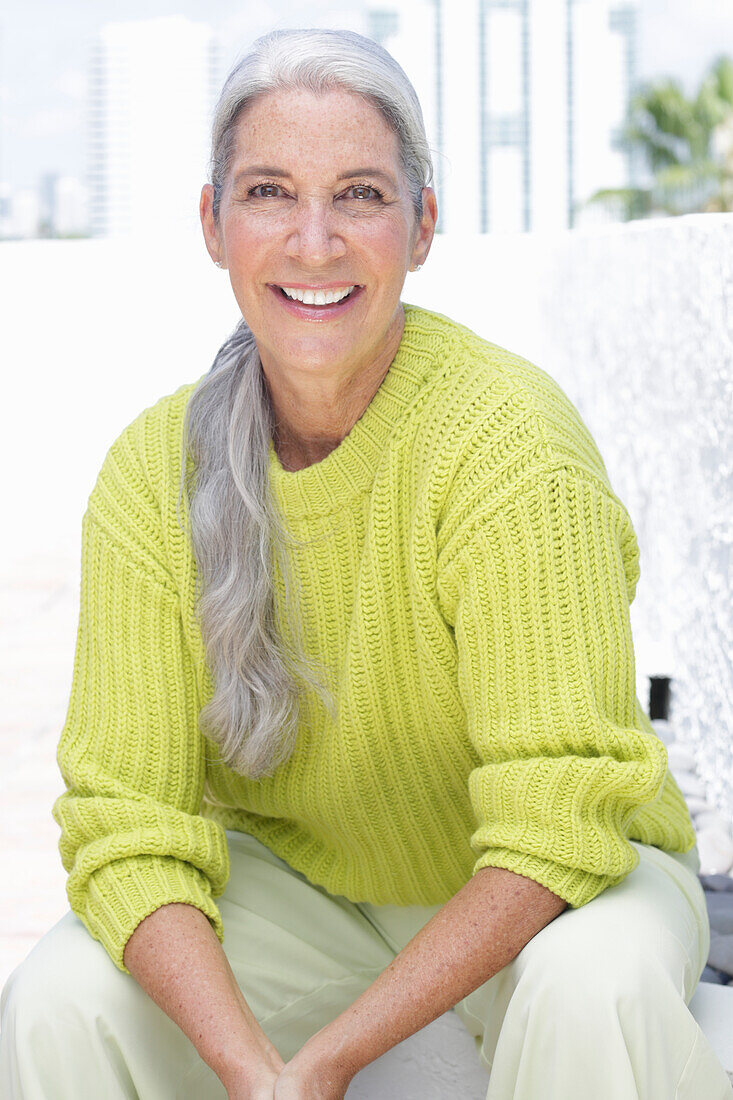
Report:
0,0,731,190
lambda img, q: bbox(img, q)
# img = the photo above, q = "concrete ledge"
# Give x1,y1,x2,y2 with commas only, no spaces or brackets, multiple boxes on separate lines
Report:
345,1009,488,1098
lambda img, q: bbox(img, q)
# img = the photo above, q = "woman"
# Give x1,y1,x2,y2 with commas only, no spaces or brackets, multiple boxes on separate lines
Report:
1,26,730,1100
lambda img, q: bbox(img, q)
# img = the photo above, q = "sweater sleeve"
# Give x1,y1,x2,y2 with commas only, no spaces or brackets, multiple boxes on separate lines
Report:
52,423,230,974
439,462,669,908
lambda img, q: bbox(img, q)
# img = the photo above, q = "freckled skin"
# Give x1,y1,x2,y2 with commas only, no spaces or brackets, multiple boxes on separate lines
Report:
200,88,438,467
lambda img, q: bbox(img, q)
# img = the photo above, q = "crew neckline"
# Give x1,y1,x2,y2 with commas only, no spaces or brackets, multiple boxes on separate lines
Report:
266,302,438,520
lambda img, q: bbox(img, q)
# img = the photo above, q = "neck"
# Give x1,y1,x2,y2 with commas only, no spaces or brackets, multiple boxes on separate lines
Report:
264,308,405,468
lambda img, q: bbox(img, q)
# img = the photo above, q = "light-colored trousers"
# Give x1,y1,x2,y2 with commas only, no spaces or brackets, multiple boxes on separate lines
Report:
1,830,732,1099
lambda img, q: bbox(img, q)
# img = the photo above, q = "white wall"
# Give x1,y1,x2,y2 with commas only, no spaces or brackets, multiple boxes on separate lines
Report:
531,213,733,823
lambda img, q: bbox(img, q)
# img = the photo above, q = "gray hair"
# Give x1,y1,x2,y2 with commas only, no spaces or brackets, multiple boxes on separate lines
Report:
211,27,434,223
178,27,434,780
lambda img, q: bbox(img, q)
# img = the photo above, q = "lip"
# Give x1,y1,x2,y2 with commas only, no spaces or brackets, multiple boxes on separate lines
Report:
268,283,365,320
272,282,361,290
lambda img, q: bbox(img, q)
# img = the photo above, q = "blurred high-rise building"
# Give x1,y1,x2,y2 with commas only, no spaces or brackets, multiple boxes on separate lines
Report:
374,0,638,233
52,177,90,237
40,173,90,237
1,188,41,239
364,1,445,229
83,4,636,238
88,16,221,238
0,185,13,238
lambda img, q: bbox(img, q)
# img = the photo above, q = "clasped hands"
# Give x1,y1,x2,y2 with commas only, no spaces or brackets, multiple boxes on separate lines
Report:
225,1024,356,1100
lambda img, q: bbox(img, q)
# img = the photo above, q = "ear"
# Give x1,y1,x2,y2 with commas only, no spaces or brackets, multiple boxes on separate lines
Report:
200,184,225,268
410,187,438,270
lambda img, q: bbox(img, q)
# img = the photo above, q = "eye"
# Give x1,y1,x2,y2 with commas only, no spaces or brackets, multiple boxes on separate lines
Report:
248,182,284,199
344,184,384,201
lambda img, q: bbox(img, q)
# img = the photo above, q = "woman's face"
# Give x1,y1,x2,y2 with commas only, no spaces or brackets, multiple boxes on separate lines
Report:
200,87,437,386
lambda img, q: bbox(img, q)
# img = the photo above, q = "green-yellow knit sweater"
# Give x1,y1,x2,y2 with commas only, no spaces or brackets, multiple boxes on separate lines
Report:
53,303,697,974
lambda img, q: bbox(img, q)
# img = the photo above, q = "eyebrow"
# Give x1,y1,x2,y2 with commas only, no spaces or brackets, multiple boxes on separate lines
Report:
232,166,399,188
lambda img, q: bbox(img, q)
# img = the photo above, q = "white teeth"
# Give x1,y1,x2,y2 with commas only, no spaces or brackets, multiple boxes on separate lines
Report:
280,286,355,304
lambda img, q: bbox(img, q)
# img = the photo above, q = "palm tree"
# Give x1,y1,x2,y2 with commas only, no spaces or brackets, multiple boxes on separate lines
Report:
582,54,733,221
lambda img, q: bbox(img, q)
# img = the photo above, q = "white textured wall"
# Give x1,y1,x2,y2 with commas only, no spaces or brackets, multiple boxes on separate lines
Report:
536,215,733,823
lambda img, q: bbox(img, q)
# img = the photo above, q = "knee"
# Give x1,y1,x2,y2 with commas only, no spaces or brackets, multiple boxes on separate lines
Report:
514,909,670,1015
1,912,124,1040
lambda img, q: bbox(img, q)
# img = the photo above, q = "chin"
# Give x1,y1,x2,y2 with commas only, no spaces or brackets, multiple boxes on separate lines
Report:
281,339,361,371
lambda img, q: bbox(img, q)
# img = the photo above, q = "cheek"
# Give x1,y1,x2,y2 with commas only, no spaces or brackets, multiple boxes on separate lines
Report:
361,220,412,279
222,217,274,270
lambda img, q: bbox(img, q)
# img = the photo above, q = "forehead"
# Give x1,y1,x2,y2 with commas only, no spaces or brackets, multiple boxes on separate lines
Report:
230,87,402,176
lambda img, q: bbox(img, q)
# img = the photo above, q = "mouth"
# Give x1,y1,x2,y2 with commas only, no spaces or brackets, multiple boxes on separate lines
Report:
268,283,365,319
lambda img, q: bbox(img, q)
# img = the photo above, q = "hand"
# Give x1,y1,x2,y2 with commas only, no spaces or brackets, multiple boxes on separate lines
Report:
223,1040,286,1098
225,1066,279,1099
273,1061,350,1100
273,1030,355,1100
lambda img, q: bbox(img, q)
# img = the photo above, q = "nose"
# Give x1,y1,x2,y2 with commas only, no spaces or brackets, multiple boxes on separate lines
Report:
284,199,347,266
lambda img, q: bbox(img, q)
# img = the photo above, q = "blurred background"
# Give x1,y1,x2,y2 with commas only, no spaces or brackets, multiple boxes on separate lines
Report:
1,0,732,994
3,0,733,239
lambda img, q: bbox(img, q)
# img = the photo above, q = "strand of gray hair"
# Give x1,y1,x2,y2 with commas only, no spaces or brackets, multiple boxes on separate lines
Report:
177,320,338,781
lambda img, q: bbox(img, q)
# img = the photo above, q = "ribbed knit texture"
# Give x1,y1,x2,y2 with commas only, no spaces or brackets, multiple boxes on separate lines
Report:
53,303,697,974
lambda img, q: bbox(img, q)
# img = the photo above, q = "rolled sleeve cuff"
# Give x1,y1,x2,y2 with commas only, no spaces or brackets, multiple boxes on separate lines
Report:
471,845,636,909
75,853,226,974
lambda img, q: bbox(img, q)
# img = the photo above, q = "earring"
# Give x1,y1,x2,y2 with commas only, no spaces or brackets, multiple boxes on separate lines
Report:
214,260,222,268
412,263,422,272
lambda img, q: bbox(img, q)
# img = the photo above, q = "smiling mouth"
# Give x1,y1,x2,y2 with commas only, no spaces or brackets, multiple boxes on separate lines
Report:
274,285,361,306
269,284,366,316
